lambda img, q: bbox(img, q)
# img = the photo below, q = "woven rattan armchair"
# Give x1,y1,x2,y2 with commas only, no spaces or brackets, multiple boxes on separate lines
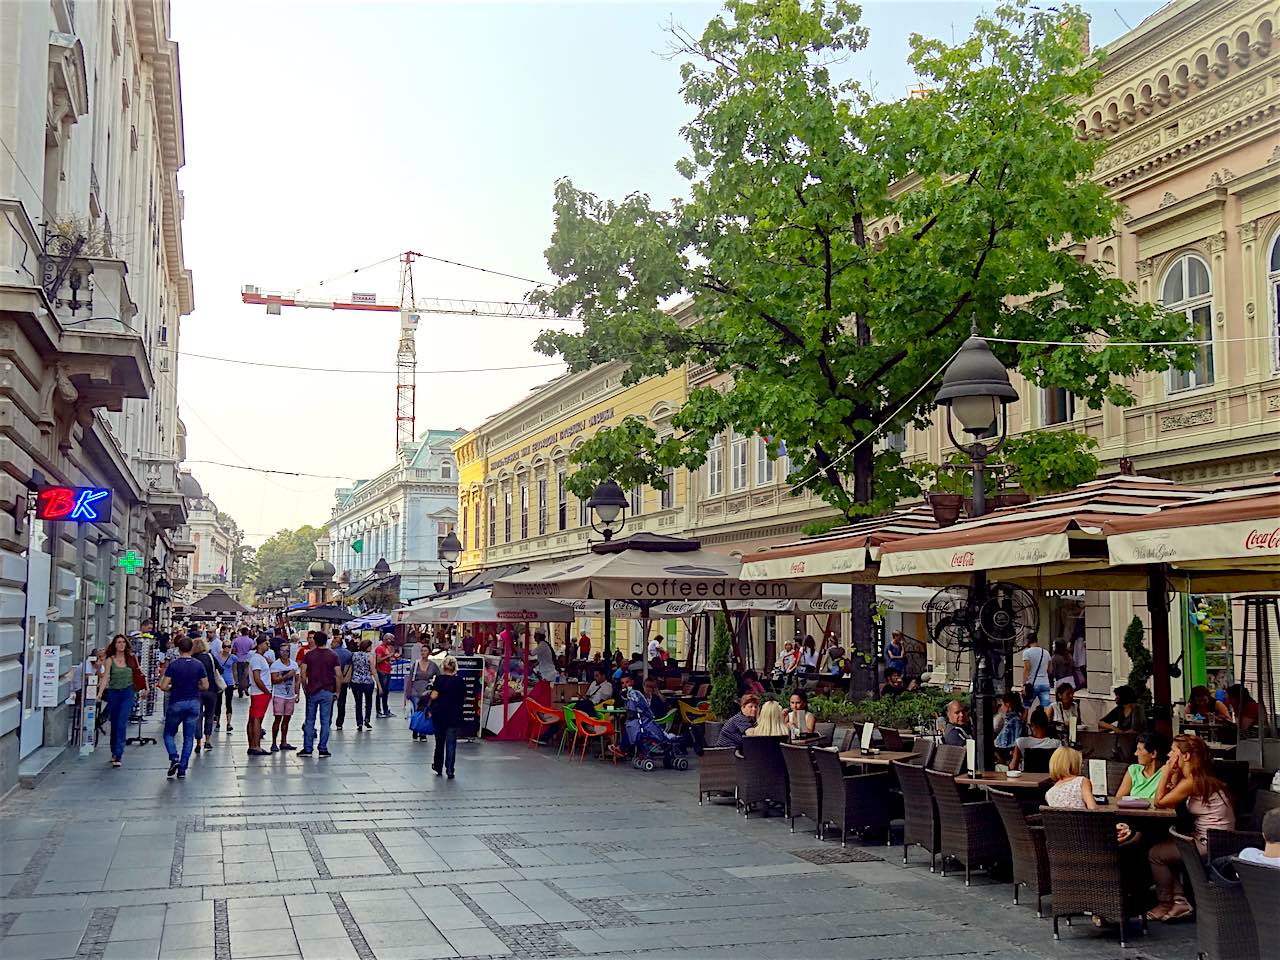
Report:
1172,830,1259,960
697,747,738,805
812,722,836,748
989,788,1051,916
1206,828,1263,865
930,743,967,775
780,743,822,838
911,738,935,768
1234,859,1279,955
813,748,892,847
894,760,940,870
737,736,789,817
1040,809,1149,948
1075,730,1116,760
1247,789,1280,831
926,769,1009,885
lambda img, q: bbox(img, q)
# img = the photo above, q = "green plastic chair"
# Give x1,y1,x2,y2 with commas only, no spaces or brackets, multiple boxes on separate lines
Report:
656,708,677,731
557,705,579,757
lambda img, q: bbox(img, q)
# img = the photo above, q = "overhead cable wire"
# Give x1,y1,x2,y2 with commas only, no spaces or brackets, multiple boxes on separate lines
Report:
177,352,569,375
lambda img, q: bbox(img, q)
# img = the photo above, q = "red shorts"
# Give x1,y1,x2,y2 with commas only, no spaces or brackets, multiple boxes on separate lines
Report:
249,693,271,719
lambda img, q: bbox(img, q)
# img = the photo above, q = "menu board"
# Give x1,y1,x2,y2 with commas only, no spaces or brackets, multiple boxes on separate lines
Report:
38,645,60,707
454,655,484,738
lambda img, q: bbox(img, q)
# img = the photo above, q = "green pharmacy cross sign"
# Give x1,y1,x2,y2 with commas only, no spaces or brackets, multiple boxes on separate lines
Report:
118,549,145,575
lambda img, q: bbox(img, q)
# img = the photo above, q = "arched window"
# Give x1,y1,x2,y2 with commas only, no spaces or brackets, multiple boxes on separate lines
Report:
1162,254,1214,391
1269,233,1280,372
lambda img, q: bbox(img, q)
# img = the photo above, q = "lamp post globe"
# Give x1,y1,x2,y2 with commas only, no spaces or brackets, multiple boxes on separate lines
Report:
439,530,462,589
935,334,1019,437
586,479,629,541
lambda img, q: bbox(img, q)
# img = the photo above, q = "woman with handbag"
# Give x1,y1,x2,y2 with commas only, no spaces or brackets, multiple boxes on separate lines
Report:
405,646,436,741
192,636,224,753
99,634,147,768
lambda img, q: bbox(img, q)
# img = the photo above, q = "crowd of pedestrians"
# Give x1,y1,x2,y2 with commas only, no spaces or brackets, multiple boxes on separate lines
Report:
92,623,468,781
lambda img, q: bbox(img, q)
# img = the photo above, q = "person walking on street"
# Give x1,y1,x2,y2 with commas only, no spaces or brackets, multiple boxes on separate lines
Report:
246,635,273,756
333,632,353,729
192,637,222,753
405,645,437,741
298,633,340,757
99,634,146,768
429,656,466,779
231,626,254,697
351,639,376,730
214,636,235,732
159,636,209,779
269,644,299,753
374,634,395,717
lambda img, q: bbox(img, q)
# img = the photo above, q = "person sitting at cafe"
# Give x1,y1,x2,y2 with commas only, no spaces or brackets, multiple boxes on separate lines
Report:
1237,808,1280,869
1050,680,1082,731
643,677,670,718
1184,684,1230,723
1098,684,1147,733
993,692,1026,763
826,647,846,676
1044,746,1099,810
716,694,760,750
1117,731,1167,801
1147,734,1235,922
1010,708,1062,771
1224,684,1260,733
573,667,613,714
941,700,971,747
784,692,817,739
775,641,800,676
880,669,907,697
746,700,788,739
740,669,766,696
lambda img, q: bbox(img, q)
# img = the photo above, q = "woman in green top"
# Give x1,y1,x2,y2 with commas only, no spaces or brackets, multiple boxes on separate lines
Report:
1117,731,1167,800
99,634,146,768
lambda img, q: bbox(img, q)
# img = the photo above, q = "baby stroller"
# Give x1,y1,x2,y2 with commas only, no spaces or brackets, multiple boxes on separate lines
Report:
623,689,689,771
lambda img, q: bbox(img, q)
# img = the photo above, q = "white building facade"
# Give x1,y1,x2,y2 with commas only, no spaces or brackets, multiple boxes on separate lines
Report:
0,0,194,791
328,429,465,602
180,471,236,600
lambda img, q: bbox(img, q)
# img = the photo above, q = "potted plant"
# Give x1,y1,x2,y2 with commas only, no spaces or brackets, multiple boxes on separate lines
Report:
912,459,970,527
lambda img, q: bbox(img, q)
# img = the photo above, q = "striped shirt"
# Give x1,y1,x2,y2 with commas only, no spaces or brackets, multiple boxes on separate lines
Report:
717,712,754,750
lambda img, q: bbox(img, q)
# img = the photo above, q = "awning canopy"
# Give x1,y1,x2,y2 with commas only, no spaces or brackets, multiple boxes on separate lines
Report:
344,573,400,603
188,588,251,615
286,604,354,624
393,588,578,625
740,507,939,582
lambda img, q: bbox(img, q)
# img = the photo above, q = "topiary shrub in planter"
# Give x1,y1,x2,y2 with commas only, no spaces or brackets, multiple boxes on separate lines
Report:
1122,616,1153,711
708,614,738,721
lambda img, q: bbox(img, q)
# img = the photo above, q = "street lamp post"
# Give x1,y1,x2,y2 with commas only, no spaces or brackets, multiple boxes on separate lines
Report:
935,333,1018,774
586,479,629,661
439,530,461,591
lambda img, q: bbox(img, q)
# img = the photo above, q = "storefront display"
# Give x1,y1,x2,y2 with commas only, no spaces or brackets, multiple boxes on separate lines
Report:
1045,591,1088,691
1182,594,1233,697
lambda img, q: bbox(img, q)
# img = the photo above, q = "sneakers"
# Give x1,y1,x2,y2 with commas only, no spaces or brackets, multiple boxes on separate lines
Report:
318,750,331,758
270,744,279,753
176,770,186,779
297,750,313,757
447,773,454,779
247,748,269,756
111,759,122,768
167,761,180,778
280,743,297,752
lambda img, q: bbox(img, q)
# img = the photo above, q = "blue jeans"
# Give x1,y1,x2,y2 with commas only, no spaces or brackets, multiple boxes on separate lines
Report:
163,699,201,772
1025,683,1052,710
304,690,334,752
433,723,458,774
104,688,135,760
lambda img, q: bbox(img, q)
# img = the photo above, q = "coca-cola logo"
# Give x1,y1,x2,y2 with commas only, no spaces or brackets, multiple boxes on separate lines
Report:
951,552,976,568
1245,527,1280,551
789,561,807,575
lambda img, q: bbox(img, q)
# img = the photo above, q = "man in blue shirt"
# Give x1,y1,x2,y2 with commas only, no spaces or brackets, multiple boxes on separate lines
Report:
333,631,354,729
159,635,209,779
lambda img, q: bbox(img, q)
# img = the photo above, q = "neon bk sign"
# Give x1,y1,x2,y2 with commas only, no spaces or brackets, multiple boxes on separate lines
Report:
35,486,113,523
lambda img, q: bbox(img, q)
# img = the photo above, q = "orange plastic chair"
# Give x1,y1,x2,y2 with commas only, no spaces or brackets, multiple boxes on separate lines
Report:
572,709,615,764
525,700,563,749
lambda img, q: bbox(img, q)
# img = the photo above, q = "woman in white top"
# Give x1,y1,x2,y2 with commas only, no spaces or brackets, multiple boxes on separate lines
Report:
1049,681,1083,730
784,692,817,738
1021,638,1052,709
1044,746,1097,810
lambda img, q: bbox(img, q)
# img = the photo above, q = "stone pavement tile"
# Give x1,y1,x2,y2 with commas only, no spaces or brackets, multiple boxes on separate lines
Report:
507,848,554,867
35,879,104,896
285,894,336,917
0,931,85,960
182,835,223,856
502,880,589,922
183,854,224,874
0,839,42,874
87,888,202,910
298,937,359,960
108,905,167,940
346,893,426,924
435,850,505,870
0,875,17,896
387,854,445,872
421,835,487,852
313,875,417,894
159,921,215,952
223,830,268,847
613,872,686,894
110,847,171,869
325,856,390,877
225,862,279,884
456,882,505,896
7,909,94,936
268,831,307,852
290,913,348,940
182,871,224,887
315,835,376,858
226,906,293,932
365,946,457,960
103,938,161,960
203,880,317,900
0,819,55,841
122,819,176,837
228,926,301,958
103,868,164,890
223,844,261,864
440,927,511,957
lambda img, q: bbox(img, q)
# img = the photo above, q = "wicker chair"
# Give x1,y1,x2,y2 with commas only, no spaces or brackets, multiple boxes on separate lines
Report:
1040,809,1149,947
1247,789,1280,831
697,747,738,805
839,728,857,752
1206,828,1264,866
1172,830,1259,960
989,788,1051,916
880,728,907,750
737,736,789,817
813,748,892,847
1212,759,1250,812
812,722,836,748
780,743,822,837
1075,730,1116,761
704,720,725,748
1022,747,1057,773
930,743,966,775
894,760,940,870
1113,732,1138,763
925,769,1009,885
1103,760,1129,795
911,738,935,768
1234,859,1280,955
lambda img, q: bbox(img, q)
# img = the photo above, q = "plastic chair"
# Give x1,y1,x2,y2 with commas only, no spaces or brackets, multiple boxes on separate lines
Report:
655,708,677,731
558,705,580,757
525,700,562,750
678,700,713,727
572,709,615,764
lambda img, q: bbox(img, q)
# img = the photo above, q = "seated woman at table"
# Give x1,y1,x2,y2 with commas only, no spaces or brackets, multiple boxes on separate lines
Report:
740,670,766,697
1010,708,1061,771
784,692,817,739
1098,685,1146,733
1224,684,1260,733
1183,685,1230,723
993,693,1025,764
1049,680,1082,731
1146,734,1234,922
1116,731,1167,801
1044,746,1098,810
745,700,789,739
715,694,760,750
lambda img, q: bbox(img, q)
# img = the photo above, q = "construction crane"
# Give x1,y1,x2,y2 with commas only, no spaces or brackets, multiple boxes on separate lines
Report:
241,250,563,452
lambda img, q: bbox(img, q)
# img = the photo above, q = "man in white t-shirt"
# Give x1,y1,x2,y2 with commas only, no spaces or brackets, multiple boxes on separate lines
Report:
1238,808,1280,869
1021,638,1052,710
269,644,299,753
246,636,274,757
647,636,662,662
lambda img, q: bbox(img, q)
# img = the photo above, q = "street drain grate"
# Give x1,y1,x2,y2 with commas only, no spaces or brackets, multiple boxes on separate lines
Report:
789,846,883,864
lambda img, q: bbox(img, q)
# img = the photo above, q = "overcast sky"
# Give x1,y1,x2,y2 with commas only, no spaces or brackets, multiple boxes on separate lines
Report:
170,0,1163,547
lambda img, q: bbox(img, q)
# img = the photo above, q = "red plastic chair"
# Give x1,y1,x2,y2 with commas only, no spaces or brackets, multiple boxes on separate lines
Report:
525,700,563,749
572,709,615,764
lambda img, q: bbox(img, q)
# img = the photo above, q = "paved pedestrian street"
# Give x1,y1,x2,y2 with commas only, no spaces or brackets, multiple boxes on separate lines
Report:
1,723,1197,960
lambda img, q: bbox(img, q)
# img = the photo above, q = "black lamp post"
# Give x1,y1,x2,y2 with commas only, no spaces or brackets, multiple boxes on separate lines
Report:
150,563,171,630
439,530,461,590
935,332,1018,774
586,479,628,542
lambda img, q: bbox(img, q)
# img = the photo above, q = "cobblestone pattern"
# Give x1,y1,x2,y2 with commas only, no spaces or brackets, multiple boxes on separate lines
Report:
475,834,522,868
448,884,584,958
477,832,532,848
213,898,231,960
0,913,18,938
328,892,376,960
169,817,196,886
7,820,67,897
363,829,404,875
789,845,885,864
72,906,118,960
300,828,334,881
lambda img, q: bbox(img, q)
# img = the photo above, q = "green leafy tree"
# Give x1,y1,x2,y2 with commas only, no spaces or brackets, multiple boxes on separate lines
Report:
530,0,1192,683
708,614,738,721
1123,615,1154,710
254,525,324,593
234,544,258,589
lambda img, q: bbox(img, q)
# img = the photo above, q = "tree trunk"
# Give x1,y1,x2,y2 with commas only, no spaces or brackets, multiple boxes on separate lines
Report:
847,436,878,697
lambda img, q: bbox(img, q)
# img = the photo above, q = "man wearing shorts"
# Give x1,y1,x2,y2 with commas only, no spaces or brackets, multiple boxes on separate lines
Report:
246,635,273,756
269,643,299,753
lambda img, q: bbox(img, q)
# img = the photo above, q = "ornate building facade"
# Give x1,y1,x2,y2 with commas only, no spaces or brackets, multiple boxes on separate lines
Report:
0,0,195,791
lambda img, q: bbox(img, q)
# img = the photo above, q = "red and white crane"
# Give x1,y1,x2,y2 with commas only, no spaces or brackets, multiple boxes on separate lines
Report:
242,250,561,452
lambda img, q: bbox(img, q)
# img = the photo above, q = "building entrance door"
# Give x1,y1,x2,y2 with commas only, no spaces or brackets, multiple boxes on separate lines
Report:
20,527,52,759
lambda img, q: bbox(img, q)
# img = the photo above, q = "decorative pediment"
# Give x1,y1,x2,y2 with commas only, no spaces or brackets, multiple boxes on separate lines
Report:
47,33,89,125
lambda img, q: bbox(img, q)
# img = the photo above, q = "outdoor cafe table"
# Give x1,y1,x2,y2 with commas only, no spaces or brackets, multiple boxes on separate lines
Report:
838,749,918,768
1086,801,1177,819
955,771,1053,791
